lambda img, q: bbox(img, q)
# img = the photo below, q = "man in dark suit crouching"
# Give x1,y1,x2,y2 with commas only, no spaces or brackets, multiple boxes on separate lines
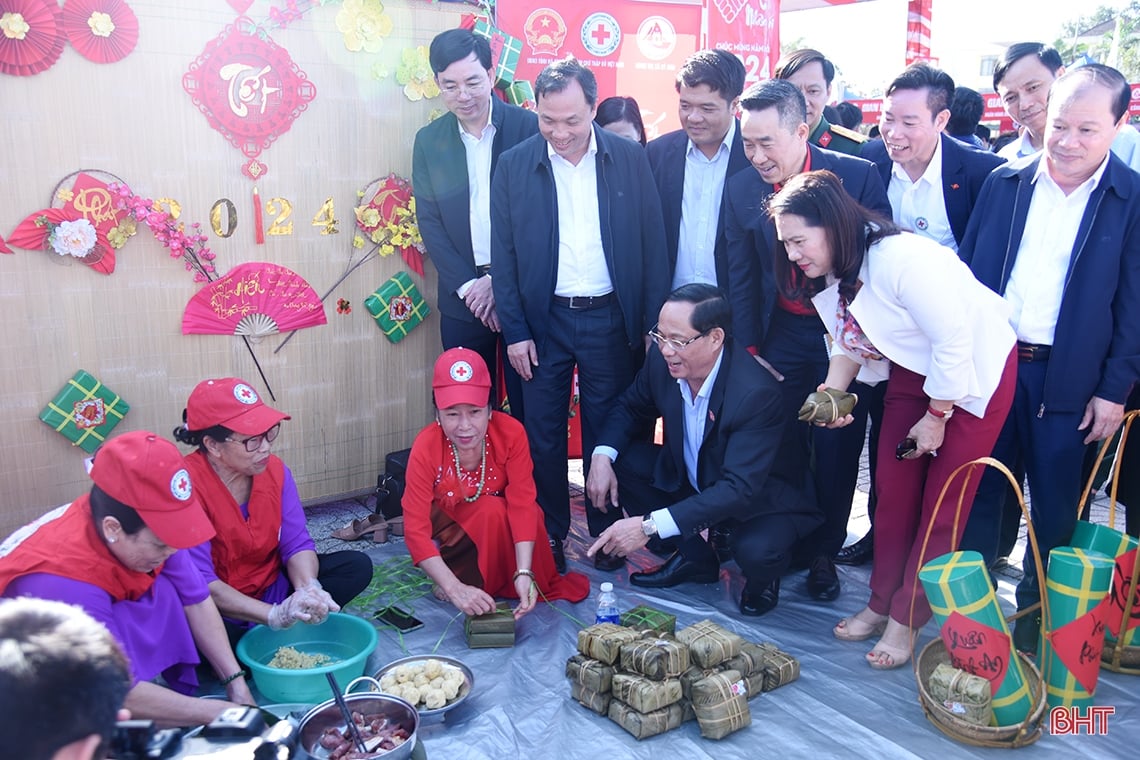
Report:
586,285,822,616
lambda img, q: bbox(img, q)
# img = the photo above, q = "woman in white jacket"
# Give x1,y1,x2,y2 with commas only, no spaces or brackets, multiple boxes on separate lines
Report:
767,170,1017,670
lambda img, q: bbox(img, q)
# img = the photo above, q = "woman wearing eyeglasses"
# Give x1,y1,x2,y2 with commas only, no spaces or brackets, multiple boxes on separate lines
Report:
174,378,372,641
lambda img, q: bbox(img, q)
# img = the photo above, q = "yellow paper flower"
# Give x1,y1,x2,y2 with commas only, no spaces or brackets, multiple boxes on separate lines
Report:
335,0,393,54
88,11,115,38
354,205,380,229
353,234,365,249
56,189,75,203
1,12,29,41
107,218,137,249
396,46,440,102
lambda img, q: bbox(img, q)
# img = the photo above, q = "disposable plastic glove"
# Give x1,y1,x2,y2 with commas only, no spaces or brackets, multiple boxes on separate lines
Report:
293,578,339,625
267,591,310,630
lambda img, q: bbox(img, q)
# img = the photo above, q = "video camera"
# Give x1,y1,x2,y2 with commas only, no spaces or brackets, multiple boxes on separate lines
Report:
110,707,300,759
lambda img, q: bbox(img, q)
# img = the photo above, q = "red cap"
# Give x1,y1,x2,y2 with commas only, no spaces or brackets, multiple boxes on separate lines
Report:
185,378,290,436
432,348,492,409
89,431,216,550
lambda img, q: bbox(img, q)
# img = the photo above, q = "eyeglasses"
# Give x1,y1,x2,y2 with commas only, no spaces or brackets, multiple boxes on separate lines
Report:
438,78,489,98
647,325,709,352
227,423,281,452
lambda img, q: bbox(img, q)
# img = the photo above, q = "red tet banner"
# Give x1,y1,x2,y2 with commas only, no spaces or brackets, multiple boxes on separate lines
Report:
705,0,779,89
1107,547,1140,638
496,1,703,140
1050,597,1110,695
941,611,1012,689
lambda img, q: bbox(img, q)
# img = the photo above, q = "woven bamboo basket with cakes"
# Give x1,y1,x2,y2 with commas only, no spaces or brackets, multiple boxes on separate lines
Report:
910,457,1050,748
1076,409,1140,674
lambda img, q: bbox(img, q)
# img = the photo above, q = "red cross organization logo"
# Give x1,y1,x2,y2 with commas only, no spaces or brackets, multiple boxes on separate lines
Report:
233,383,259,404
73,398,106,430
581,12,621,58
170,469,193,502
524,8,568,56
389,295,414,322
449,361,474,383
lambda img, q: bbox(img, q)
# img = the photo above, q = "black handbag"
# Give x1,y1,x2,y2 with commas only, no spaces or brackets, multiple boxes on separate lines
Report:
374,448,411,519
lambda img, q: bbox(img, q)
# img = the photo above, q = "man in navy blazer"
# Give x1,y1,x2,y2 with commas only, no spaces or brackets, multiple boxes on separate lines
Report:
724,82,890,350
958,65,1140,651
492,58,669,573
862,63,1003,250
413,30,538,420
645,50,750,290
586,285,822,616
721,80,890,603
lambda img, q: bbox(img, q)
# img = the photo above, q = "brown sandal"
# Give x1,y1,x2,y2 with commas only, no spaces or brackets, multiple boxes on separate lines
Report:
331,513,388,541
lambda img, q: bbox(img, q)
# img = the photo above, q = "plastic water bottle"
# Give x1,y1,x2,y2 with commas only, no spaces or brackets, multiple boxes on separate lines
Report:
595,582,620,624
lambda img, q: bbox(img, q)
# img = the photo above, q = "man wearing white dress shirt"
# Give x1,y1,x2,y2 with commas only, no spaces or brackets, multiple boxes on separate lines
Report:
413,29,538,419
959,64,1140,653
492,57,668,573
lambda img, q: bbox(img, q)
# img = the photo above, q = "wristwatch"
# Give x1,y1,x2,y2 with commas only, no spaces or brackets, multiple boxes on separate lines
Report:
641,516,658,537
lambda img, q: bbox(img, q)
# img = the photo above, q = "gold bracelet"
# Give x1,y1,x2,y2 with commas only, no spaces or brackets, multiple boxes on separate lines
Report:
512,569,535,581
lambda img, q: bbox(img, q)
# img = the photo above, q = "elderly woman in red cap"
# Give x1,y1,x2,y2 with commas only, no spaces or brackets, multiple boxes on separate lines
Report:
175,378,372,640
0,431,255,727
403,348,589,619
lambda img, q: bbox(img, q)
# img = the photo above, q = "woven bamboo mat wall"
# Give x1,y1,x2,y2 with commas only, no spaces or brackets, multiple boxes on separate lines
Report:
0,1,458,535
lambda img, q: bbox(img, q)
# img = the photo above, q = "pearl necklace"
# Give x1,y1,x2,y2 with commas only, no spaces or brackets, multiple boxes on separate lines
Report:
450,438,487,503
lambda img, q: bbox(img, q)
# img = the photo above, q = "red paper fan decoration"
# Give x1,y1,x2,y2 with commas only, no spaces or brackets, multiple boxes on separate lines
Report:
7,206,112,270
0,233,11,254
182,262,327,339
61,0,139,64
0,0,65,77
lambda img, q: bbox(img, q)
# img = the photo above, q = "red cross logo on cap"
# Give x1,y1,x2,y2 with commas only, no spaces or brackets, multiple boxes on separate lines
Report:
233,383,259,405
170,468,193,501
449,361,474,383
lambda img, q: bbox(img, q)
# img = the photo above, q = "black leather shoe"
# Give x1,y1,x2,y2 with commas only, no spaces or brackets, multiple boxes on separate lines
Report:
630,553,719,588
594,549,625,572
740,578,780,616
549,537,566,575
834,530,874,566
807,555,841,601
1013,611,1041,656
708,525,733,563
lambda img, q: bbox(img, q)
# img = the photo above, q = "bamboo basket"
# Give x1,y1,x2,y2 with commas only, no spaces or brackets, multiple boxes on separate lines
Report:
909,457,1050,748
1077,409,1140,674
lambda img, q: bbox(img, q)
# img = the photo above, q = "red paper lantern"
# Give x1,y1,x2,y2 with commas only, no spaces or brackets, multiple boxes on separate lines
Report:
0,0,65,77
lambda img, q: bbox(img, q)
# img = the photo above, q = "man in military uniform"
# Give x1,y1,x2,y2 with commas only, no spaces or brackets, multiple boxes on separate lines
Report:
774,48,866,156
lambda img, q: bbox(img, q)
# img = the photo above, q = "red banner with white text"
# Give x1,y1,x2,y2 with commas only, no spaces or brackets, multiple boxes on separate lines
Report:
705,0,780,89
496,1,703,141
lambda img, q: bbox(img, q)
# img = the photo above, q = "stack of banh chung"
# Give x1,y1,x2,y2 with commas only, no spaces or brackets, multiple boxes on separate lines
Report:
568,617,800,741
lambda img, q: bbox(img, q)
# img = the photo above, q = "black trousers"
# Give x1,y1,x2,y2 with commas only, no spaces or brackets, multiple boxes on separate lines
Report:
523,301,636,540
440,313,525,420
615,441,822,587
759,309,878,558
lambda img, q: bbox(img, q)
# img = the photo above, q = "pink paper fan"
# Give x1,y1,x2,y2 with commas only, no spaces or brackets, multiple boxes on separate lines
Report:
61,0,138,64
0,0,64,77
0,233,12,254
183,262,327,338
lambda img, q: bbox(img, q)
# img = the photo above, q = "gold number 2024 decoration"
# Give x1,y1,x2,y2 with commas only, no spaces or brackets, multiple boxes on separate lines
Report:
178,196,341,240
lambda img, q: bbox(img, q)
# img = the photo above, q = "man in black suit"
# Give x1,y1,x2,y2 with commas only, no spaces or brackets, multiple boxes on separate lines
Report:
492,58,669,574
586,285,822,616
413,29,538,419
723,79,890,601
862,63,1003,252
645,49,750,291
